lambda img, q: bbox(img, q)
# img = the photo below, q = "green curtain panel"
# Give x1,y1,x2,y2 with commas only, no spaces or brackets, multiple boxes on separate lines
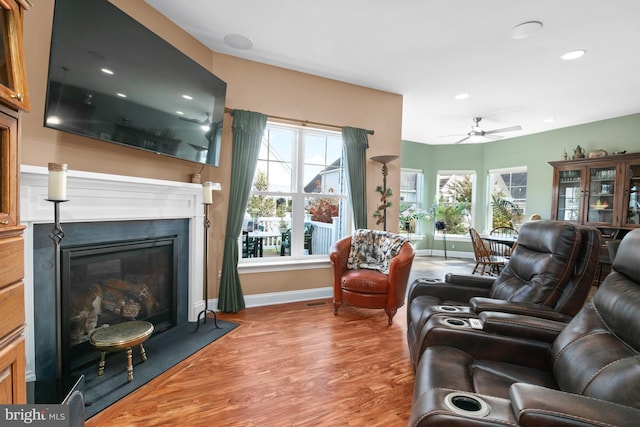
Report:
218,110,267,313
342,126,370,229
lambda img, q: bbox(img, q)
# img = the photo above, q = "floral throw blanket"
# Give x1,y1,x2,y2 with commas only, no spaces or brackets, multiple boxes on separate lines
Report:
347,229,409,274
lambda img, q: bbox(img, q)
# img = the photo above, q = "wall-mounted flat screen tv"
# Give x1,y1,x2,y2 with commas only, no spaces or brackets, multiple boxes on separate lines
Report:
44,0,227,167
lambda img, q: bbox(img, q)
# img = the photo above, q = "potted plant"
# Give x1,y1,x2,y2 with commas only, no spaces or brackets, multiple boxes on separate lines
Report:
427,197,469,235
491,194,522,228
399,202,428,233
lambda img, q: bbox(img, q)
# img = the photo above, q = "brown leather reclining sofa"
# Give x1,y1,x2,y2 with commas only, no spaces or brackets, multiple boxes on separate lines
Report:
407,220,601,368
408,228,640,426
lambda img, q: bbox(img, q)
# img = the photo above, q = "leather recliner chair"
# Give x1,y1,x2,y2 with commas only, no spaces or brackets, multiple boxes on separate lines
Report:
407,221,601,367
408,228,640,426
330,230,415,325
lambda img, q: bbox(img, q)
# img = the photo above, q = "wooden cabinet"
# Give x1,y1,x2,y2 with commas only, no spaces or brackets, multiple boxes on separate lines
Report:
0,0,29,405
550,152,640,233
0,1,30,111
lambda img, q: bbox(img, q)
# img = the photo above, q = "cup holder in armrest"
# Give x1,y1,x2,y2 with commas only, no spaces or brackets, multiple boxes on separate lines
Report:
443,317,470,328
444,392,490,417
435,305,462,312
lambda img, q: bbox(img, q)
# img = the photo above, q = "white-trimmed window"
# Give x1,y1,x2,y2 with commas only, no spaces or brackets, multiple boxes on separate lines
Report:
435,170,476,235
240,122,351,262
399,169,425,233
488,167,527,229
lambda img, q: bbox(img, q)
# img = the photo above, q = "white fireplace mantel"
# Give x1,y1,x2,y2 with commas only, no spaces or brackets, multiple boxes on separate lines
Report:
20,165,217,380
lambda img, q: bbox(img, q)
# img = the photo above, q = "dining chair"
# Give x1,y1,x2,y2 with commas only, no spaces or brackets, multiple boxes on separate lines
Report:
489,226,518,258
469,228,507,275
242,231,259,258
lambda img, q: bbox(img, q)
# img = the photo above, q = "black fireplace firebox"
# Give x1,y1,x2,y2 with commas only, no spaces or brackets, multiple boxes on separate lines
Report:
61,237,177,373
33,219,190,380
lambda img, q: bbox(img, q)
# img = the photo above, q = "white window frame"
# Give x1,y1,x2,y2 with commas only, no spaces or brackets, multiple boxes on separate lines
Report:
400,168,425,234
487,166,528,231
239,122,351,270
435,170,477,240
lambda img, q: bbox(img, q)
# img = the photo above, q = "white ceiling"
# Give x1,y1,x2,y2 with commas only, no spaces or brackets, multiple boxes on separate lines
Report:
146,0,640,145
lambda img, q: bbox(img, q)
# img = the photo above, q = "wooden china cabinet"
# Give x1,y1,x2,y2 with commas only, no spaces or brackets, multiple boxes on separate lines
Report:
549,152,640,237
0,0,30,405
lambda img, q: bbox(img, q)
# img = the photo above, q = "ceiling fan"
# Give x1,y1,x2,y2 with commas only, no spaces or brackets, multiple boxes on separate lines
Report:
179,112,211,130
451,117,522,144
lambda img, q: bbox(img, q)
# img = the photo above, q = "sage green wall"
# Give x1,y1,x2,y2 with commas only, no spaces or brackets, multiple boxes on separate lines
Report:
402,112,640,254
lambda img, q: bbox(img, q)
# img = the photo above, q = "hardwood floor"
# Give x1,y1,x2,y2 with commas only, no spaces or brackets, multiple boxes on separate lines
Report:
86,256,475,427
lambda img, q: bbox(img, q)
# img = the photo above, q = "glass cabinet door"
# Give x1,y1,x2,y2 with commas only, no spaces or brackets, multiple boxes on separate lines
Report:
0,3,30,111
586,166,616,224
556,169,582,221
625,163,640,226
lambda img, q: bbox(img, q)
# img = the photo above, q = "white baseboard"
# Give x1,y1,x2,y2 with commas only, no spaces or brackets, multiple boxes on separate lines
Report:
415,249,474,259
210,286,333,311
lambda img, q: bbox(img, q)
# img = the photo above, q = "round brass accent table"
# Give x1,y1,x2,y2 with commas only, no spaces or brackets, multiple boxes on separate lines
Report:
90,320,154,382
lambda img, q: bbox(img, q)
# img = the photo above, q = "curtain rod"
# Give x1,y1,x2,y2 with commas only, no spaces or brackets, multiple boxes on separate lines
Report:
224,107,374,135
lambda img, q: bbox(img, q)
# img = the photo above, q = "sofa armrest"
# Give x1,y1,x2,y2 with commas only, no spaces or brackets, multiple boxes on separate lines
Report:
477,311,566,343
469,297,572,322
510,383,640,427
409,388,516,427
444,273,495,288
408,274,494,305
420,318,551,370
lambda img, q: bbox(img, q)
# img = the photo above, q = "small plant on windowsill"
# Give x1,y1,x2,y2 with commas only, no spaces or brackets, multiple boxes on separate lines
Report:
426,197,470,235
399,202,428,233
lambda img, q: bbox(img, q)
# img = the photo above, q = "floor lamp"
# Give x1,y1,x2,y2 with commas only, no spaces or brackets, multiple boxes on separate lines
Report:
195,182,219,332
371,155,399,231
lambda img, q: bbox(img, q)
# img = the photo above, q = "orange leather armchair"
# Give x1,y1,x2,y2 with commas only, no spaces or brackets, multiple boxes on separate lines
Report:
330,233,415,325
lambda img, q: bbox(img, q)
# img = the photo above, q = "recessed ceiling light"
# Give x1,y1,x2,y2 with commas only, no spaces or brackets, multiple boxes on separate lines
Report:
182,94,193,100
224,34,254,50
116,93,126,98
176,111,184,115
101,68,114,75
509,21,543,40
455,93,469,100
561,50,586,60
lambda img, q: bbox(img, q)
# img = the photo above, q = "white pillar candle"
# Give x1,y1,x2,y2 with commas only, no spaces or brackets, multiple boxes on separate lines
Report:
48,163,68,201
202,181,213,204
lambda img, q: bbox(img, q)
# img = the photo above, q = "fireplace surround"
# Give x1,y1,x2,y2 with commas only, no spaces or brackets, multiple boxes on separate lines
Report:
21,165,209,381
33,220,187,378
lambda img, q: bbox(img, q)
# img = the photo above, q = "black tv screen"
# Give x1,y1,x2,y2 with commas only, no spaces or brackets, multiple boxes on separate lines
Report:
44,0,227,167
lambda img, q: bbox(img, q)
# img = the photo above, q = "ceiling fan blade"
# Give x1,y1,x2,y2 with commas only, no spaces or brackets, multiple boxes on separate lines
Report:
179,116,203,124
454,136,471,144
484,125,522,135
179,112,211,125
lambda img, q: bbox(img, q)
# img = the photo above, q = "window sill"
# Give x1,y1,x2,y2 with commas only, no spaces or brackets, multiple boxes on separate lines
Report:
433,234,470,242
400,233,425,242
238,256,331,274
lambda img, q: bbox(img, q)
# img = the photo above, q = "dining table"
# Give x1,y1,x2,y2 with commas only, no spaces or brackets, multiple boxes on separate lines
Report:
248,230,282,257
480,233,518,247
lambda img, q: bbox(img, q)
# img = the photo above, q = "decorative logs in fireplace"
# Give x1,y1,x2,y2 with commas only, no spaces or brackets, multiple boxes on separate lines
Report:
62,236,177,374
69,279,160,346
